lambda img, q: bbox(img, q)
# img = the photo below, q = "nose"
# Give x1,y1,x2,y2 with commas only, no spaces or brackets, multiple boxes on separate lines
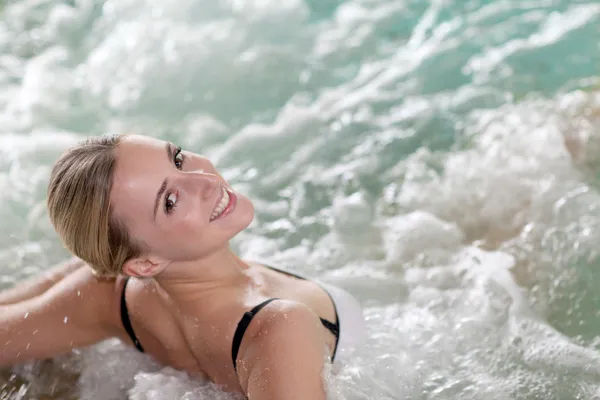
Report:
186,170,220,200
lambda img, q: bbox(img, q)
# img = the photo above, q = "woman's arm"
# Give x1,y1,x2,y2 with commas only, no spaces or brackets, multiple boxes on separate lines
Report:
236,300,329,400
0,265,120,367
0,258,86,305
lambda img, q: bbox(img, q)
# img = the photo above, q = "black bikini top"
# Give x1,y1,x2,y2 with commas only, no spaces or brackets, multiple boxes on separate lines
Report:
229,297,339,373
120,266,340,373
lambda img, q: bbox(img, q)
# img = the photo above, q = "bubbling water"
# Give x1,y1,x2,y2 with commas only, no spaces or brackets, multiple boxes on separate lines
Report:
2,0,600,398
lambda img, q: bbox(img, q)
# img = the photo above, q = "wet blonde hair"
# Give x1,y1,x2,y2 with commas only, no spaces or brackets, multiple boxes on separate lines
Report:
47,134,143,277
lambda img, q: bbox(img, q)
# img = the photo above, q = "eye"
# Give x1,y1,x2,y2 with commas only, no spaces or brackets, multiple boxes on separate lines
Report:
165,191,178,214
173,147,184,170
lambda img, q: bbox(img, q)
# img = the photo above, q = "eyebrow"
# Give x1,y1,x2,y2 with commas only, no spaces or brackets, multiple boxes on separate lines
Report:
153,142,172,221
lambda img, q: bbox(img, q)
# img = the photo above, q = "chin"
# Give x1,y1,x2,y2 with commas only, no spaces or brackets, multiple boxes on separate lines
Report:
235,195,255,229
215,191,254,234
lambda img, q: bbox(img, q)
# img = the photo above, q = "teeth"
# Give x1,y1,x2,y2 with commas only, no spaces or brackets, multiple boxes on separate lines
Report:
210,188,230,221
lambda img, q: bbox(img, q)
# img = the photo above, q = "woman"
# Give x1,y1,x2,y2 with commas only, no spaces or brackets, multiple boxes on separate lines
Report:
0,134,366,399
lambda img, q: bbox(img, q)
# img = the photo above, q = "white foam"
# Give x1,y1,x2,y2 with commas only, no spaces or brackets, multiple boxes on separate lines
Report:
2,0,600,398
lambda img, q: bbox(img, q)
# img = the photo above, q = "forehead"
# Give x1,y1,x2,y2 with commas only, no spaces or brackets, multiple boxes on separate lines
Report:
119,134,165,155
111,135,167,221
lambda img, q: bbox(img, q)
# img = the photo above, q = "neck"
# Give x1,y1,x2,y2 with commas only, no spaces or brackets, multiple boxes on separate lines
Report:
153,247,252,305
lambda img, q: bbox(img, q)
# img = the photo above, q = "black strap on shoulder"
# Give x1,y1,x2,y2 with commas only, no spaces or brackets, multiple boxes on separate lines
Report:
264,264,340,357
120,277,145,353
231,298,279,372
320,317,339,337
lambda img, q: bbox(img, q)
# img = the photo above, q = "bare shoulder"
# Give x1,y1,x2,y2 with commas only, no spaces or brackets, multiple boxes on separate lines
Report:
251,299,325,337
236,300,329,399
114,276,189,357
238,299,326,347
39,263,123,333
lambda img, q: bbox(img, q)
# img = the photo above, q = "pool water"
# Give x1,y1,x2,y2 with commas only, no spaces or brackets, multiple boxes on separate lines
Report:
1,0,600,398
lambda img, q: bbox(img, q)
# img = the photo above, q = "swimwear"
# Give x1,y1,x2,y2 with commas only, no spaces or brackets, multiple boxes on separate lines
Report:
120,264,366,371
230,296,338,373
241,264,366,370
120,277,144,352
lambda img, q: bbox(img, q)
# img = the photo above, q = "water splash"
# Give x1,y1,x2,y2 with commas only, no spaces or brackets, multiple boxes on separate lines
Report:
2,0,600,398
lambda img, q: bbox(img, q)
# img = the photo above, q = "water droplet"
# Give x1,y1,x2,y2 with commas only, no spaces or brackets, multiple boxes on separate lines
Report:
63,316,69,323
77,290,81,297
23,312,29,319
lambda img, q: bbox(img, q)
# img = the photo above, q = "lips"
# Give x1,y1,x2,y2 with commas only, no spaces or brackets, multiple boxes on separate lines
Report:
209,187,237,222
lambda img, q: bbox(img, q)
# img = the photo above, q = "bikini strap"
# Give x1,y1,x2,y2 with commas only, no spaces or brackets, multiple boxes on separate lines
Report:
120,277,145,352
231,298,279,372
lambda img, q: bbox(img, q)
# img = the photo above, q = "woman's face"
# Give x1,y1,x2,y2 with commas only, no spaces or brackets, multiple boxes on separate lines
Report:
110,135,254,263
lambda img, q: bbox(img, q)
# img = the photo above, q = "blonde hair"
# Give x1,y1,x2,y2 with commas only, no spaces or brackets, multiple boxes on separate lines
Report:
47,134,143,277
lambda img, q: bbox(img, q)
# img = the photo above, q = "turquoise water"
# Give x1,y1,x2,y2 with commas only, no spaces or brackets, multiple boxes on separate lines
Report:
1,0,600,398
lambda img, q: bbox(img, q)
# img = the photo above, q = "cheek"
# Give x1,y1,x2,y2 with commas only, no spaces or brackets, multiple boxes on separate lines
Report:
176,209,208,237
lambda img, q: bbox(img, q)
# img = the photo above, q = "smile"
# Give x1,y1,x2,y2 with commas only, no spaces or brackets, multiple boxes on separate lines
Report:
210,187,236,222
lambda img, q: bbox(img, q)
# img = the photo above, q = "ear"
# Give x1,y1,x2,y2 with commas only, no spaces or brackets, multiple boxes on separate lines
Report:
122,256,168,278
